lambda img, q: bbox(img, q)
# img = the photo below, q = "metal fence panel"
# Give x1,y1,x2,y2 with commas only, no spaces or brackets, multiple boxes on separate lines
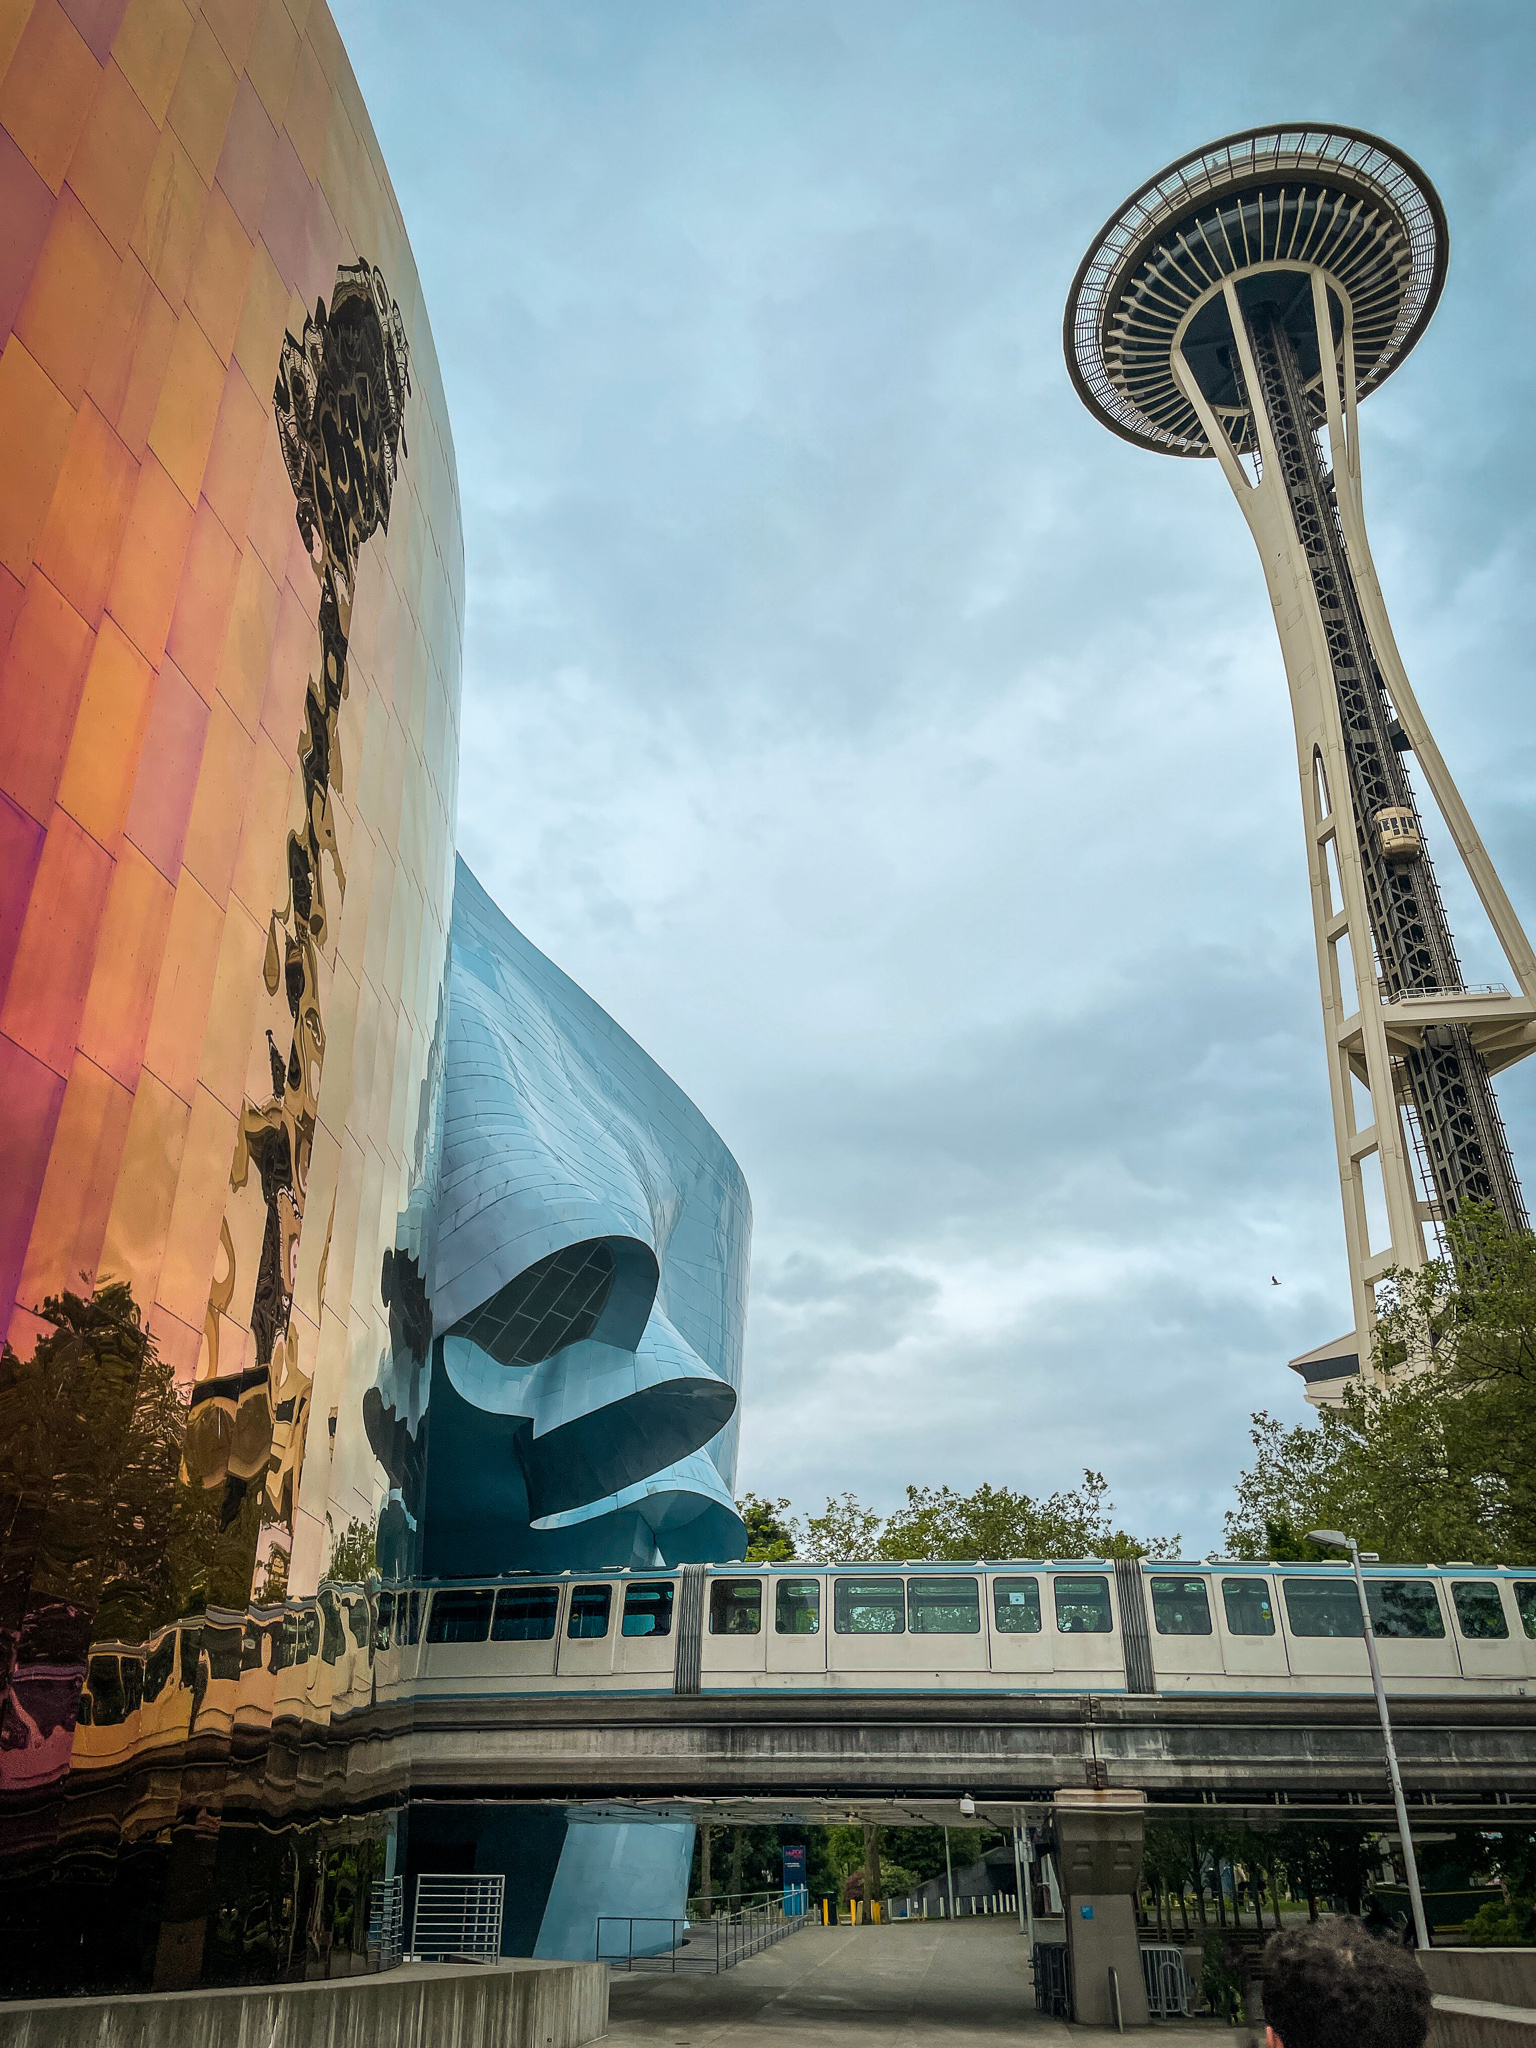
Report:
411,1874,505,1961
368,1875,405,1970
1033,1941,1073,2020
1142,1942,1192,2018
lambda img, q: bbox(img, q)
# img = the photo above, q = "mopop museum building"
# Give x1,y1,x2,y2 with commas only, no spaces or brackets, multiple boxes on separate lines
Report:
1066,127,1536,1406
0,0,749,1994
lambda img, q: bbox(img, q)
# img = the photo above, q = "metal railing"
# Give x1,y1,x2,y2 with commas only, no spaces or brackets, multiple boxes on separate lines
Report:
1033,1941,1073,2019
368,1875,405,1971
1142,1942,1192,2018
410,1873,505,1962
600,1895,806,1973
1382,983,1509,1001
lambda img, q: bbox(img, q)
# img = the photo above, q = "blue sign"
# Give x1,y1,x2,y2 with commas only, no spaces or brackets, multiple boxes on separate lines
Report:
1079,1904,1095,1920
783,1844,808,1914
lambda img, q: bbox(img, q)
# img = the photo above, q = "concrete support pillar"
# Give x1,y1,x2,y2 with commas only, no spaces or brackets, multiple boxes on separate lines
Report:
1053,1789,1151,2028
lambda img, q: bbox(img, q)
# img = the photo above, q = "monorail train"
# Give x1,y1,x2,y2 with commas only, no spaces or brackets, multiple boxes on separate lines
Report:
67,1557,1536,1772
385,1557,1536,1701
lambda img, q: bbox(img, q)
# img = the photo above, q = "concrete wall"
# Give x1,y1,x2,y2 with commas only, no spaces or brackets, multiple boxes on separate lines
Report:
1428,1997,1536,2048
1421,1949,1536,2048
1422,1954,1536,2012
0,1957,608,2048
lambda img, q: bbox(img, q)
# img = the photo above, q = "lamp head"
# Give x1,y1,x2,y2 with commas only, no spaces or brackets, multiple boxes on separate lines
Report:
1308,1529,1352,1550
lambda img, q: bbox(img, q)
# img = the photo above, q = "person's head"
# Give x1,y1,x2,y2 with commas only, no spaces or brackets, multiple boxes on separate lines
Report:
1262,1920,1430,2048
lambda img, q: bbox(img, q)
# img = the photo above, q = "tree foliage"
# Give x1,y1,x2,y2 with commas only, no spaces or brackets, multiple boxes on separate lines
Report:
1225,1206,1536,1566
793,1475,1176,1563
737,1492,798,1562
799,1492,885,1563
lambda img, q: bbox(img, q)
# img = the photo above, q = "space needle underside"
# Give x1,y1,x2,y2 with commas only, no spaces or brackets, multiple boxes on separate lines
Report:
1066,127,1536,1402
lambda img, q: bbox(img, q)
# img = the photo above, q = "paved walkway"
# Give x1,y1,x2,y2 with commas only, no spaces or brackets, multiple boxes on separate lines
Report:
606,1920,1237,2048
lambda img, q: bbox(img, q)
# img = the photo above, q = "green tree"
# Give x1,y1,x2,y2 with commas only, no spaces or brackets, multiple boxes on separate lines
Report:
876,1474,1178,1561
1224,1206,1536,1566
737,1492,798,1561
796,1477,1176,1565
801,1493,885,1562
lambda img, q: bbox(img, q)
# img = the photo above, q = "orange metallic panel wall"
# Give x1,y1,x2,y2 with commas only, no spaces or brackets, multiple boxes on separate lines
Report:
0,0,463,1874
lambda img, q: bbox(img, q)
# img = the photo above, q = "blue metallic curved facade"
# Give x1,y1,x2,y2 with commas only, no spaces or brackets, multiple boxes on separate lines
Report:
370,857,750,1585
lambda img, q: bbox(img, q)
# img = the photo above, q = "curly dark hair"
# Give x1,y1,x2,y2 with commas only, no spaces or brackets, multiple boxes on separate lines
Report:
1261,1918,1431,2048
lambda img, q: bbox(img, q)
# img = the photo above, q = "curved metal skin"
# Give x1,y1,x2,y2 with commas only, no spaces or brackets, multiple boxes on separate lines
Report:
1064,128,1536,1402
368,858,751,1581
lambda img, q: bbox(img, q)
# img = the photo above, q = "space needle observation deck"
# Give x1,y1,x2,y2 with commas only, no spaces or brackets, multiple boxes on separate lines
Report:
1064,125,1536,1404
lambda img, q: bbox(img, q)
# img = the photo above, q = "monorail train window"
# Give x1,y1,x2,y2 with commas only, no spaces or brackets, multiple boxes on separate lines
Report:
1283,1578,1362,1638
1513,1582,1536,1639
1150,1578,1212,1636
143,1630,177,1699
1222,1579,1275,1636
834,1578,905,1634
319,1590,347,1664
427,1589,494,1643
344,1598,370,1651
709,1580,762,1634
908,1577,980,1633
992,1577,1042,1633
1366,1581,1445,1639
205,1619,244,1680
1054,1576,1112,1634
85,1655,120,1725
1452,1582,1508,1641
375,1591,395,1650
776,1580,821,1634
568,1585,613,1638
495,1586,560,1641
622,1582,675,1638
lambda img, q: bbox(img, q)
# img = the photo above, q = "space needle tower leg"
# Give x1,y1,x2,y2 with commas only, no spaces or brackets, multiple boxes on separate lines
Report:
1066,130,1536,1402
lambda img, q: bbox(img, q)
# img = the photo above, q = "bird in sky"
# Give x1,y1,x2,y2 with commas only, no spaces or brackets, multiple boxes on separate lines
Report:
1271,1276,1281,1286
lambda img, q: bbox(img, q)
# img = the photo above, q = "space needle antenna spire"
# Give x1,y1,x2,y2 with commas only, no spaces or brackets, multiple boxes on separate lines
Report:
1065,126,1536,1404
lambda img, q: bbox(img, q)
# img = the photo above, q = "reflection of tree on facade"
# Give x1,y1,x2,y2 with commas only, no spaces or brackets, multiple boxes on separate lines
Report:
0,1284,182,1658
183,266,412,1575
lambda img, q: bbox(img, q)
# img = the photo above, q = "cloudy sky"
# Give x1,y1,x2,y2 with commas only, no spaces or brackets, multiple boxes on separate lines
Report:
333,1,1536,1553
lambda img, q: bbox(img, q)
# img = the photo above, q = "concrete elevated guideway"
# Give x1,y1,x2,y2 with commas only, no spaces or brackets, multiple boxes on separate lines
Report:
396,1688,1536,1825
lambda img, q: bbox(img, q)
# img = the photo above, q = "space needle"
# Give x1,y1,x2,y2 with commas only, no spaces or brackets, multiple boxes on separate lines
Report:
1065,127,1536,1402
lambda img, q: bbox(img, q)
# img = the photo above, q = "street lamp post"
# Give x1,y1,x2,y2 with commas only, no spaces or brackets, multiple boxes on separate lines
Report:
1308,1530,1431,1950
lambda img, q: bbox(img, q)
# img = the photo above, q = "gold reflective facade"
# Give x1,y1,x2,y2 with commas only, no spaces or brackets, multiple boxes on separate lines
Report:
0,0,462,1992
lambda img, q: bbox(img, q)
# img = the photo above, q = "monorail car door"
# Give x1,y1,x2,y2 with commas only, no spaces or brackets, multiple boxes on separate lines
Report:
766,1575,827,1675
1443,1578,1528,1683
1211,1574,1289,1681
702,1577,768,1676
556,1581,617,1678
985,1575,1052,1676
617,1579,677,1678
1047,1572,1123,1682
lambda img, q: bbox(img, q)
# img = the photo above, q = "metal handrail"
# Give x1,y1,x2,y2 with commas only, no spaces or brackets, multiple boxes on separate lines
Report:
600,1895,807,1973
